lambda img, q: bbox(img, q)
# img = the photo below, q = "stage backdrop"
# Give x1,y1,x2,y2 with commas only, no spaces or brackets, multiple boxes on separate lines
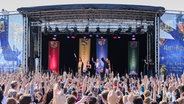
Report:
160,13,184,76
0,14,23,72
128,41,139,74
79,38,91,72
48,41,60,74
96,39,108,67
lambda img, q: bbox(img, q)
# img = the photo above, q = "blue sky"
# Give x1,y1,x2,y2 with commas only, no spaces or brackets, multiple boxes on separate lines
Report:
0,0,184,11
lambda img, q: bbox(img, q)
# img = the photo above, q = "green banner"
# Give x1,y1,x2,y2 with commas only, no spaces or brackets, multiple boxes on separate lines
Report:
128,41,139,73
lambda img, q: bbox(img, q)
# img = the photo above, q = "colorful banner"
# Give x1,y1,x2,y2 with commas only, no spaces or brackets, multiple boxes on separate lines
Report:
79,38,91,72
160,13,184,76
0,14,23,73
128,41,139,73
96,39,108,67
48,41,60,74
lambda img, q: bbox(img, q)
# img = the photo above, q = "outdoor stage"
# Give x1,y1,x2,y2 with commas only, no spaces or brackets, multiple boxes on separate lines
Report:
17,4,164,75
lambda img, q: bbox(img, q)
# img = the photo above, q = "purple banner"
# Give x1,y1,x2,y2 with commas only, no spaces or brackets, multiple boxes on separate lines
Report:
96,39,108,67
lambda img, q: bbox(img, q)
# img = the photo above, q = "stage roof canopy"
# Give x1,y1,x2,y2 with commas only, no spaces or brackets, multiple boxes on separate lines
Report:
17,4,165,22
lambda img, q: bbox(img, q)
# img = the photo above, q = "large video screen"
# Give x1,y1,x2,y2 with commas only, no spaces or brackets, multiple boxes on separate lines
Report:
0,14,23,72
160,13,184,76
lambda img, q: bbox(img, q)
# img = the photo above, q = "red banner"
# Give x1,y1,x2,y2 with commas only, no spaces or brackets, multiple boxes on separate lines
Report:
48,41,60,74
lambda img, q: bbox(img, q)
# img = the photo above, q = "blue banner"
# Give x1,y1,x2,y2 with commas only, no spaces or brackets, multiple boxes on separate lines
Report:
160,13,184,76
96,39,108,67
0,15,23,72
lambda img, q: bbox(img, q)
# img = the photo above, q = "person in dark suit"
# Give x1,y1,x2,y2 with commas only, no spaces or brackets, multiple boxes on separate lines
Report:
101,57,108,80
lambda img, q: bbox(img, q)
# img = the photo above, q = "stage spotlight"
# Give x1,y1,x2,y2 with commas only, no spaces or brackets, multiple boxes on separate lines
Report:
53,34,57,37
96,27,100,33
136,27,142,33
113,35,118,39
84,26,89,33
132,38,136,41
96,34,99,38
132,34,135,38
89,33,93,38
126,27,132,33
44,26,48,33
52,34,57,40
100,36,104,39
83,36,87,39
65,26,71,34
52,37,56,40
67,36,70,39
73,27,79,33
118,36,121,39
117,27,122,33
55,27,60,33
48,26,52,32
106,28,110,34
71,35,76,39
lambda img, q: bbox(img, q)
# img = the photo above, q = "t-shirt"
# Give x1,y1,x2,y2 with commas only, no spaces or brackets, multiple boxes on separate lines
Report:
1,96,7,104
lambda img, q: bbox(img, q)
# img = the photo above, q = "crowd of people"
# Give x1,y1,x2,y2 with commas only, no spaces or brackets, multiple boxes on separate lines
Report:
0,69,184,104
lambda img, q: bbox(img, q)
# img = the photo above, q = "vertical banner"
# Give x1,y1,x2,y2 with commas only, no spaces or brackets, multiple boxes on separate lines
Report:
48,41,60,74
160,13,184,76
128,41,139,74
96,39,108,67
79,38,91,72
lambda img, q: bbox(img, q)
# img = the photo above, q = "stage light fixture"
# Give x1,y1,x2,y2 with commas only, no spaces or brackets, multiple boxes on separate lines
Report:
84,26,89,33
132,38,136,41
118,36,121,39
65,26,71,34
48,26,52,32
126,27,132,33
96,34,99,38
44,26,48,33
55,27,60,33
117,27,122,33
73,26,79,33
67,36,70,39
132,34,135,38
52,37,56,40
136,27,142,33
89,32,93,38
113,35,118,39
106,28,110,34
96,27,100,33
71,35,76,39
83,36,87,39
100,36,104,39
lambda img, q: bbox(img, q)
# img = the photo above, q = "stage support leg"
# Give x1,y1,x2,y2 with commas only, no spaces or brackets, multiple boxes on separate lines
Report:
23,15,29,74
155,15,160,77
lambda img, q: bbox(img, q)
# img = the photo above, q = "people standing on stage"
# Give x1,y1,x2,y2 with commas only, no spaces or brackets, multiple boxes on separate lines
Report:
78,57,83,76
92,57,102,75
101,57,108,80
86,61,92,77
105,58,111,78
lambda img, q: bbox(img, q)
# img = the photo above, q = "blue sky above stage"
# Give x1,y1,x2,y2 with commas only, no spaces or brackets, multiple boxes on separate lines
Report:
0,0,184,11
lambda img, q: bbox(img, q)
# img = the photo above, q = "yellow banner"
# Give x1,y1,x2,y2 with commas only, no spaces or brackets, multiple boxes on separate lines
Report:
79,38,91,72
